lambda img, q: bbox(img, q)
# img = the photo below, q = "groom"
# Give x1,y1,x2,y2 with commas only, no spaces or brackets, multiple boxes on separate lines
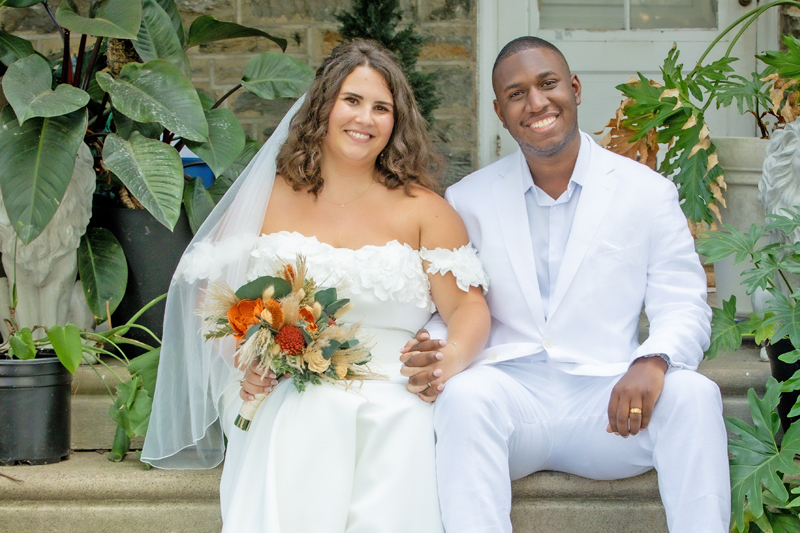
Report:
401,37,730,531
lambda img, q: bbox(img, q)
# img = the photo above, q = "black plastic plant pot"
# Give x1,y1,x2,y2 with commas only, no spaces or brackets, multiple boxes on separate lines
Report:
766,338,800,433
0,350,72,465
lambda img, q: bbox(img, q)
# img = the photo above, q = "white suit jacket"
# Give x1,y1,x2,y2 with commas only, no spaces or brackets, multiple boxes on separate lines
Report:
442,133,711,376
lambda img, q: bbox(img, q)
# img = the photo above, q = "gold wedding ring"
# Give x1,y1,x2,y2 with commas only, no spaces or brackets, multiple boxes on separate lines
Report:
629,408,642,415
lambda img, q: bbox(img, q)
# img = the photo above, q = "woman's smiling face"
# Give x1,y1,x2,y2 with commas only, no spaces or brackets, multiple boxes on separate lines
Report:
322,66,395,166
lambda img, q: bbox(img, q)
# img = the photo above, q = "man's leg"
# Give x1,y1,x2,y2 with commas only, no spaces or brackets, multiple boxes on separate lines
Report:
434,362,562,533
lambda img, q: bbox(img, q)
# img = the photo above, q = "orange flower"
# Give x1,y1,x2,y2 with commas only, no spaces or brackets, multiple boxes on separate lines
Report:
228,299,264,340
275,325,306,355
299,307,318,333
260,299,284,329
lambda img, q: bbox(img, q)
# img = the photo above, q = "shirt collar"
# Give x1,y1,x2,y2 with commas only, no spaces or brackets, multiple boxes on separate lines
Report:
520,131,590,205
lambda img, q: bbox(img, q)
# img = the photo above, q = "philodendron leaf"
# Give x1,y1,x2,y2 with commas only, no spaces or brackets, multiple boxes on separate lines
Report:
109,375,152,438
78,227,128,324
103,132,184,230
705,297,747,360
96,60,208,142
112,107,163,140
183,108,246,178
127,347,160,399
2,0,45,6
183,176,215,234
208,139,260,203
0,31,37,67
764,290,800,350
3,55,90,125
8,327,35,360
55,0,141,39
187,15,287,50
696,224,764,264
46,324,83,373
727,378,800,530
241,52,314,101
154,0,185,47
0,106,86,244
133,0,190,76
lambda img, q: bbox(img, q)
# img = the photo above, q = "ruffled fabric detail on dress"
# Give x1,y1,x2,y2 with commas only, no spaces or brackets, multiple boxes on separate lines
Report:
420,244,490,294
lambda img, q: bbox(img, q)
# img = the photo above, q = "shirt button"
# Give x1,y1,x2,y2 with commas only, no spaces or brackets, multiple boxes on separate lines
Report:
543,339,554,349
488,353,498,361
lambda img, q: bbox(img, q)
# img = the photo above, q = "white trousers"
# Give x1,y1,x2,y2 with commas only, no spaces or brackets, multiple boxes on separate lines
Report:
434,360,730,533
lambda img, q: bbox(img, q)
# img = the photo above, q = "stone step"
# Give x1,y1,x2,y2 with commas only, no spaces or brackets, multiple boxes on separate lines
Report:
0,452,666,532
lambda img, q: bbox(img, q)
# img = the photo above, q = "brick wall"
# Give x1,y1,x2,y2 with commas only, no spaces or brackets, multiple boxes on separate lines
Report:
0,0,479,189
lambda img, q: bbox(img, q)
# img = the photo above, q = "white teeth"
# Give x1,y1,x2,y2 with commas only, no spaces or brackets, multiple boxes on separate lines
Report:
530,116,556,129
348,131,371,140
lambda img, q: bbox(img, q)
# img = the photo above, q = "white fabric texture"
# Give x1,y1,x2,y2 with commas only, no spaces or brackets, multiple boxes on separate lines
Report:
218,233,488,532
141,97,307,469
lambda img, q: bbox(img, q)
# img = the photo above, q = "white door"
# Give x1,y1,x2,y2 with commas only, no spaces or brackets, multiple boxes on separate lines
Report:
477,0,779,165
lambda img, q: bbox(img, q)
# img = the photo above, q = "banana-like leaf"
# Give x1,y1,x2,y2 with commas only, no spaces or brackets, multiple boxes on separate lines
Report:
133,0,190,76
96,60,208,142
3,55,90,125
0,106,86,244
78,227,128,324
47,324,83,373
241,52,314,100
0,31,37,67
154,0,185,47
2,0,44,6
183,176,215,234
55,0,141,40
183,108,245,178
102,132,184,230
187,15,286,50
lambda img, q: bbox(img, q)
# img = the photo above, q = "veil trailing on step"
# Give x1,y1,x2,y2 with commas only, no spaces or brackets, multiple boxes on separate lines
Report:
141,97,306,469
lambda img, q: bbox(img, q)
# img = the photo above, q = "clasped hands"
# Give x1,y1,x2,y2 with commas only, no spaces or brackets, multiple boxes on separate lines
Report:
400,329,461,403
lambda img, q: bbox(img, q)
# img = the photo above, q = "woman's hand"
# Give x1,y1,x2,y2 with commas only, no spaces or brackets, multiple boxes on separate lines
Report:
400,335,462,403
240,361,279,401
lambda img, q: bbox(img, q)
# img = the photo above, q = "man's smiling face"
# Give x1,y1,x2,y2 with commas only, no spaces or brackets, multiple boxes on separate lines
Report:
492,47,582,160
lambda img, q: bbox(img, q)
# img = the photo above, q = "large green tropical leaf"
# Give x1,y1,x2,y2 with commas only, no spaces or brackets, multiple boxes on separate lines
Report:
154,0,185,47
127,347,160,399
109,375,152,438
3,55,90,124
696,224,764,264
705,296,748,360
183,176,215,234
8,327,35,360
764,290,800,349
133,0,190,76
0,31,37,67
112,107,163,140
727,378,800,531
46,323,84,373
0,106,86,244
183,108,246,178
78,227,128,324
240,52,314,101
759,34,800,81
96,60,208,142
1,0,45,6
208,139,260,203
55,0,141,40
102,132,184,230
187,15,287,50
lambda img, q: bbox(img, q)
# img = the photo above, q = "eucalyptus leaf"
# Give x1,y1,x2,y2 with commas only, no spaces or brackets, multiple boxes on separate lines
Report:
55,0,142,40
326,299,350,317
0,106,87,244
314,287,337,308
78,227,128,323
46,324,83,373
241,52,315,101
133,0,190,76
235,275,291,301
102,132,184,230
183,176,215,234
187,15,287,50
0,31,37,67
321,340,343,360
183,108,246,177
96,60,208,142
3,55,90,124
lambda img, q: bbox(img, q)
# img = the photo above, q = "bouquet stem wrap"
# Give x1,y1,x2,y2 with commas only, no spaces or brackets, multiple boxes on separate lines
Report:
234,391,269,431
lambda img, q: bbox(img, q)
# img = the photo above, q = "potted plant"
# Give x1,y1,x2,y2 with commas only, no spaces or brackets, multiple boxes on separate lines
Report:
0,290,165,465
697,212,800,531
0,0,314,339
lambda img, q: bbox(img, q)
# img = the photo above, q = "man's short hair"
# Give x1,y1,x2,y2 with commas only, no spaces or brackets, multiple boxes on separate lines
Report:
492,36,569,76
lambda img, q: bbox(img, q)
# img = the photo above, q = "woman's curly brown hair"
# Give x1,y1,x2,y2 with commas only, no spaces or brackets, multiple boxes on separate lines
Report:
276,39,441,195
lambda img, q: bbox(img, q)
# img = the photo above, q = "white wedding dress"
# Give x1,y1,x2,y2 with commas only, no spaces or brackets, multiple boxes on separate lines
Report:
216,231,488,532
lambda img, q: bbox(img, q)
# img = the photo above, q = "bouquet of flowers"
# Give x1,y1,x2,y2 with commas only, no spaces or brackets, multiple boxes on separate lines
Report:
201,255,377,430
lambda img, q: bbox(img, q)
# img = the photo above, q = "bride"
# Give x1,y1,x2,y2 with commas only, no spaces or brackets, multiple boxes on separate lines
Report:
141,40,490,532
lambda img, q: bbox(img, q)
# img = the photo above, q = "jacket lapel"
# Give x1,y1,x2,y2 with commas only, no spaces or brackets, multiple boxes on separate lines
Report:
492,151,546,332
548,144,618,317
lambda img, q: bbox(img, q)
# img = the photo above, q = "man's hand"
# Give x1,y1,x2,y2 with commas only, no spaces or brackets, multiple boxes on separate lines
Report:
606,356,667,437
400,329,448,402
240,361,278,401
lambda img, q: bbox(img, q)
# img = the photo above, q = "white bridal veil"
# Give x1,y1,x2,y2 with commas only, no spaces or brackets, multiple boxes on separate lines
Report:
141,97,306,469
